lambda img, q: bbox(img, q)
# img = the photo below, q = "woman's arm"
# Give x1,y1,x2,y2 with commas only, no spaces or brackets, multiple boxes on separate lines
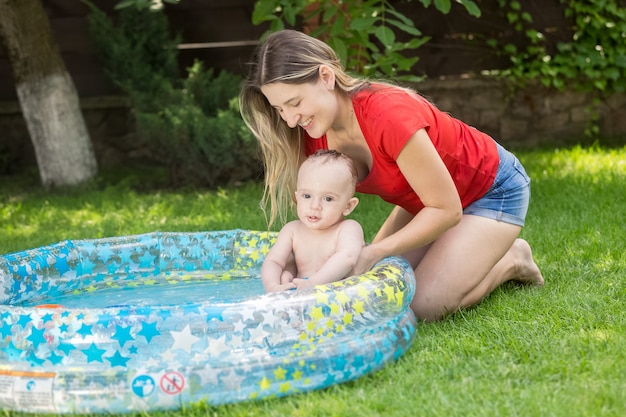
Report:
372,205,414,243
354,129,462,273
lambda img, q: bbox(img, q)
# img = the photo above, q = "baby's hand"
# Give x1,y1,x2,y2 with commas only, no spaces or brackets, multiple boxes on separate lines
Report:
292,277,314,289
280,270,295,285
266,282,297,292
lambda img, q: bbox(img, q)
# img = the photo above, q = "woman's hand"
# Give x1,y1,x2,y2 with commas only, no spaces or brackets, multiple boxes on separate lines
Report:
351,244,381,275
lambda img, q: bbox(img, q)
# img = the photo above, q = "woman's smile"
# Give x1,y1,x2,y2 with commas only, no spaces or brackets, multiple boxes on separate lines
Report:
260,80,337,137
299,116,314,129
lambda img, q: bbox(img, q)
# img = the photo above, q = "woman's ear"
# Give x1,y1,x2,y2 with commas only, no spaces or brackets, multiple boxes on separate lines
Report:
318,65,336,91
343,197,359,216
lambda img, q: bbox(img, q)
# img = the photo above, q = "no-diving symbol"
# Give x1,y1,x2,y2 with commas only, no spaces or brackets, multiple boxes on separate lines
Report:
160,371,185,395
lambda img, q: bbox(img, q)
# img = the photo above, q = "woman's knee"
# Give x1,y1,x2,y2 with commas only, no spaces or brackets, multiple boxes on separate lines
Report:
410,291,460,322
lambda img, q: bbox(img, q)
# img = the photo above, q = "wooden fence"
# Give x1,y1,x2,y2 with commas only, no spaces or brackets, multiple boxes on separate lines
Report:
0,0,573,101
2,0,623,172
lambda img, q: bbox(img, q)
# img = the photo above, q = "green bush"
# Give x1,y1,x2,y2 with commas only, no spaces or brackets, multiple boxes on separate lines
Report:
136,64,261,185
87,3,179,99
86,4,261,187
491,0,626,95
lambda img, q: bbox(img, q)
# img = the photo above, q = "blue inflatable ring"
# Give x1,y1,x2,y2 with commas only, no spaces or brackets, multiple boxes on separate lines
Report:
0,229,416,414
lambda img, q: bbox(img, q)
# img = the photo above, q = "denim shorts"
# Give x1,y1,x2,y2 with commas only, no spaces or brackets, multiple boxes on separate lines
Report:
463,142,530,226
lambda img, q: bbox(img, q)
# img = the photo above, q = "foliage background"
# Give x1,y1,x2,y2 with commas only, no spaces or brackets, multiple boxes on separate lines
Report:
86,3,262,187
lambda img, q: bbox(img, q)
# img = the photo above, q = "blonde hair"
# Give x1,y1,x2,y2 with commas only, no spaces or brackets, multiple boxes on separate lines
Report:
239,30,370,228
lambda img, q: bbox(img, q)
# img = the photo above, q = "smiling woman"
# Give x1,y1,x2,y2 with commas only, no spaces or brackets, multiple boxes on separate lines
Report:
261,72,345,136
240,29,544,322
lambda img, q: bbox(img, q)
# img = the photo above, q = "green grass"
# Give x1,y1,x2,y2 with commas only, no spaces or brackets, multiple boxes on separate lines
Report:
1,144,625,417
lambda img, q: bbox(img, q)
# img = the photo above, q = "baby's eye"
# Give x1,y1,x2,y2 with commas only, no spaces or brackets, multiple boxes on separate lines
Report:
302,193,311,199
324,196,334,202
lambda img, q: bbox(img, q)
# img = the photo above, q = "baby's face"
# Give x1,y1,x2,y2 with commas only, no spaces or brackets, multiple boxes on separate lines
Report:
295,160,356,230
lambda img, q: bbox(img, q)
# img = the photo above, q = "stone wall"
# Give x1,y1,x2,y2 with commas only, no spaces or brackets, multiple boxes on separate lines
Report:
416,76,626,148
1,77,625,174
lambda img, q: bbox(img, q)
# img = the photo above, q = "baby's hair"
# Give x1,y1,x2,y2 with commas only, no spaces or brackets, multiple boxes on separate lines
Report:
304,149,358,189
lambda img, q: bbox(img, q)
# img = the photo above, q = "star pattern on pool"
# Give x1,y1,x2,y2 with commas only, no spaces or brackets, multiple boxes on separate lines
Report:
0,230,416,414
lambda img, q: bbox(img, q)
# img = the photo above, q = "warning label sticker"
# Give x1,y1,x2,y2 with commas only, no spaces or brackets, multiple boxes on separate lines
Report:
131,371,187,399
0,370,56,412
131,374,156,397
160,371,185,395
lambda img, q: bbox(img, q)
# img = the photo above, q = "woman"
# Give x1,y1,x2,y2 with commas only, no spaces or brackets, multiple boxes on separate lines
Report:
239,29,543,321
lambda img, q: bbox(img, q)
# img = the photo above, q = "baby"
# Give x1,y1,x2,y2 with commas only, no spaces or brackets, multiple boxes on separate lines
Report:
262,150,364,292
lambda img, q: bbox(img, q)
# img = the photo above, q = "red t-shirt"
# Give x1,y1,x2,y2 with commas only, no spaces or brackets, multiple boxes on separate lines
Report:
305,85,499,215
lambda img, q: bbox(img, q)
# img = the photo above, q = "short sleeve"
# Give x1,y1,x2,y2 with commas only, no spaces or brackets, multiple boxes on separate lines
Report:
358,89,431,160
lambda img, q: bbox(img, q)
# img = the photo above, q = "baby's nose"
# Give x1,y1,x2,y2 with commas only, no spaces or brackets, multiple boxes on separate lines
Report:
310,197,322,209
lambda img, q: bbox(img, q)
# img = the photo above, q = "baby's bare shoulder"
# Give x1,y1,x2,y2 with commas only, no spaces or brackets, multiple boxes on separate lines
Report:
339,219,364,232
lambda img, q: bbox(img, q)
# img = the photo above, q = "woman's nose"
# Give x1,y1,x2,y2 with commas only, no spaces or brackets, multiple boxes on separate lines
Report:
282,109,299,128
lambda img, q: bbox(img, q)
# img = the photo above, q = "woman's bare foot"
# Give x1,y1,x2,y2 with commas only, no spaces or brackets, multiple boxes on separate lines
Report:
512,238,544,286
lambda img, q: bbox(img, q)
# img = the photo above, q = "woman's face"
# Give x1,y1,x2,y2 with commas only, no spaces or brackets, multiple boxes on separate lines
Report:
261,68,338,138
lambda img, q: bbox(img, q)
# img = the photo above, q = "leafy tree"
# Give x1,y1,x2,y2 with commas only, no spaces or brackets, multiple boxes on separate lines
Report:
252,0,480,80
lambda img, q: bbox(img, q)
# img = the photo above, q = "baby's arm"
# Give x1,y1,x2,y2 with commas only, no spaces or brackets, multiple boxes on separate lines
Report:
294,220,364,289
261,223,298,292
281,252,297,284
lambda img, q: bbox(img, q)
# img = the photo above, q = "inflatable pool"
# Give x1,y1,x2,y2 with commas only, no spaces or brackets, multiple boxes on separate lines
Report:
0,229,416,414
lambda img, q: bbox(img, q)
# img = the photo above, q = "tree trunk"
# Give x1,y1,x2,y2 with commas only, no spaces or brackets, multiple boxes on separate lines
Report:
0,0,97,187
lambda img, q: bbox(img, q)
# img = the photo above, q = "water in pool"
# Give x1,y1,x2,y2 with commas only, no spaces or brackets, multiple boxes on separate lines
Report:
23,271,266,308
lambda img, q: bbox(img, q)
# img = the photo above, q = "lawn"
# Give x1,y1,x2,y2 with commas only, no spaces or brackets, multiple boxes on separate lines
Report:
1,143,624,417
